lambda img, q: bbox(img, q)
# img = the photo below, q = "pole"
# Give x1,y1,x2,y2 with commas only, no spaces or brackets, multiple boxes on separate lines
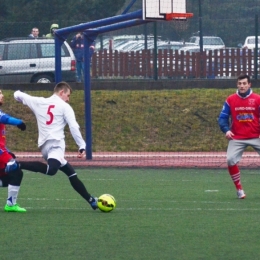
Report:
153,22,158,80
198,0,204,78
144,23,148,50
83,34,94,159
254,14,258,80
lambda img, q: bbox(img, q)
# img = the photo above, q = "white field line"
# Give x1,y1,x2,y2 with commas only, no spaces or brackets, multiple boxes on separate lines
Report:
23,207,260,211
20,197,260,204
18,198,260,210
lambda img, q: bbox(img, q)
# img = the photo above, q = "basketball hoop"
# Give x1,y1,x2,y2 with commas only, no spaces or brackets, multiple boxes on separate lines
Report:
165,13,193,21
165,12,193,31
142,0,194,23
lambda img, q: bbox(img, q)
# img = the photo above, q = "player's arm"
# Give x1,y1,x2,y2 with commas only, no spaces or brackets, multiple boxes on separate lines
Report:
218,101,231,134
14,90,38,113
65,106,86,158
69,123,86,158
0,111,26,131
14,90,32,103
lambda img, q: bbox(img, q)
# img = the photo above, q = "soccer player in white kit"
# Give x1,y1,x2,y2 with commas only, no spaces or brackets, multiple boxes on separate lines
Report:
11,82,97,210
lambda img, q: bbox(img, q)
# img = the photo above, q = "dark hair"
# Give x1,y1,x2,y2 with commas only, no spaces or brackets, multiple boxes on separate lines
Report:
54,81,72,94
237,74,251,83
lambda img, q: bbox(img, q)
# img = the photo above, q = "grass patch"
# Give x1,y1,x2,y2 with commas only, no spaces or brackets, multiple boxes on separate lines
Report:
4,88,259,152
1,168,260,259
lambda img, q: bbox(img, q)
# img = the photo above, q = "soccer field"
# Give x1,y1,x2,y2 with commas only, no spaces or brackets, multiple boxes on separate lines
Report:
1,168,260,260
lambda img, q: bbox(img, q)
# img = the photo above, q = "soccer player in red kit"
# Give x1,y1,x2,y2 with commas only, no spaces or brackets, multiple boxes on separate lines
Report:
218,74,260,199
0,89,27,212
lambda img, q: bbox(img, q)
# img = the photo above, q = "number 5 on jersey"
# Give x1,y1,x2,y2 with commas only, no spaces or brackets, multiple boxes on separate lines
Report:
46,105,55,125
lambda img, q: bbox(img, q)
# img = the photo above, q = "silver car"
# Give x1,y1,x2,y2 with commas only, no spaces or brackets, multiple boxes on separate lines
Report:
0,38,76,83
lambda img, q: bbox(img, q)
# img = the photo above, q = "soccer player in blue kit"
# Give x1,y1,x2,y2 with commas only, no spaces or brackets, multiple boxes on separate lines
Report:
218,74,260,199
0,89,27,212
8,82,97,210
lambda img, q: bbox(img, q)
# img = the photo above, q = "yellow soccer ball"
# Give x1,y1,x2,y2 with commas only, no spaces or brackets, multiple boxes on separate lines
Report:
97,194,116,212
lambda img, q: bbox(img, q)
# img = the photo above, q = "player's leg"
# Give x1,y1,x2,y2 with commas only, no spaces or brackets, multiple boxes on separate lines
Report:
19,161,48,174
19,159,60,176
76,61,81,83
226,139,247,199
4,168,26,212
81,61,84,82
0,152,26,212
19,140,61,176
59,162,97,210
47,139,97,209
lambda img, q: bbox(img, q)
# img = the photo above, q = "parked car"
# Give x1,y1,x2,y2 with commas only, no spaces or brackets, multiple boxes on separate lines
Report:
115,40,145,52
188,36,225,50
157,41,192,51
0,37,76,83
178,46,203,53
242,36,260,49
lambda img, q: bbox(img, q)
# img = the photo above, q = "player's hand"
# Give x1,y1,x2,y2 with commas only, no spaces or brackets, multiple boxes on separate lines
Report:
225,130,234,140
17,122,26,131
77,148,86,158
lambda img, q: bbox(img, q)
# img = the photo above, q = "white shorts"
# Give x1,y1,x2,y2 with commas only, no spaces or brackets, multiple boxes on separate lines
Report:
40,139,67,167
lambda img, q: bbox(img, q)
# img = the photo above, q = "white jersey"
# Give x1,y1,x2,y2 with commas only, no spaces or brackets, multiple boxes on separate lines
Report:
14,90,86,149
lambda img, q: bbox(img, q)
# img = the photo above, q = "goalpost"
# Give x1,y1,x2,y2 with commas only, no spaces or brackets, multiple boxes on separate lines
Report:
53,0,193,160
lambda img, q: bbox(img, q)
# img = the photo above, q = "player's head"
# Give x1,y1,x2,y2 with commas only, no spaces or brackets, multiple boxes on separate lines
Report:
0,90,3,106
237,74,251,84
237,74,251,94
54,82,72,103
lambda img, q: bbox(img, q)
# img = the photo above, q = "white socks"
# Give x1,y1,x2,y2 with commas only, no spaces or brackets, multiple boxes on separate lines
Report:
6,185,20,206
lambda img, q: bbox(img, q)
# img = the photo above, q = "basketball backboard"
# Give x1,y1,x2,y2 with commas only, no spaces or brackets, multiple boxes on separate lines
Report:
142,0,193,20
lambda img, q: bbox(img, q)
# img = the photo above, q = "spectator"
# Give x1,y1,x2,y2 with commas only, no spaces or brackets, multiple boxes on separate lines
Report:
28,27,39,38
70,32,95,83
45,24,59,39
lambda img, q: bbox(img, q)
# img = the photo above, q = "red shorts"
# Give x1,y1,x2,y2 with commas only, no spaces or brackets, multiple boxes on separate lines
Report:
0,151,13,177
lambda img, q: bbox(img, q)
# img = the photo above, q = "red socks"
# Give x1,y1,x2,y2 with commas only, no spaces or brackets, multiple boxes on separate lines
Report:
228,165,242,190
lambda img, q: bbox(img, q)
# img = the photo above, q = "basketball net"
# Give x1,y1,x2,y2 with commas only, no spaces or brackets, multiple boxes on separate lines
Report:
166,13,193,32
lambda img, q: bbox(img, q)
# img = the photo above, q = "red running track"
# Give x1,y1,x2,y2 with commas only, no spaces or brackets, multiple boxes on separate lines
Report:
14,152,260,168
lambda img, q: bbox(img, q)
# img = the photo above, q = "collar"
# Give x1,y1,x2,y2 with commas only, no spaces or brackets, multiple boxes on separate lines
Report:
237,88,252,98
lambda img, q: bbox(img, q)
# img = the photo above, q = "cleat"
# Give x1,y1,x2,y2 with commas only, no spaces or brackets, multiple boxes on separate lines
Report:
4,204,26,212
237,189,246,199
5,159,18,173
89,196,98,210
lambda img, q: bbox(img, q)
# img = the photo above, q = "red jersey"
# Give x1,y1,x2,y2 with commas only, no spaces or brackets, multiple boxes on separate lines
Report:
0,110,23,176
0,123,12,177
0,122,7,149
227,92,260,139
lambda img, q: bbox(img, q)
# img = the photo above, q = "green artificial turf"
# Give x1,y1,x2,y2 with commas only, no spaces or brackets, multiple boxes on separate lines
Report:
1,168,260,260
